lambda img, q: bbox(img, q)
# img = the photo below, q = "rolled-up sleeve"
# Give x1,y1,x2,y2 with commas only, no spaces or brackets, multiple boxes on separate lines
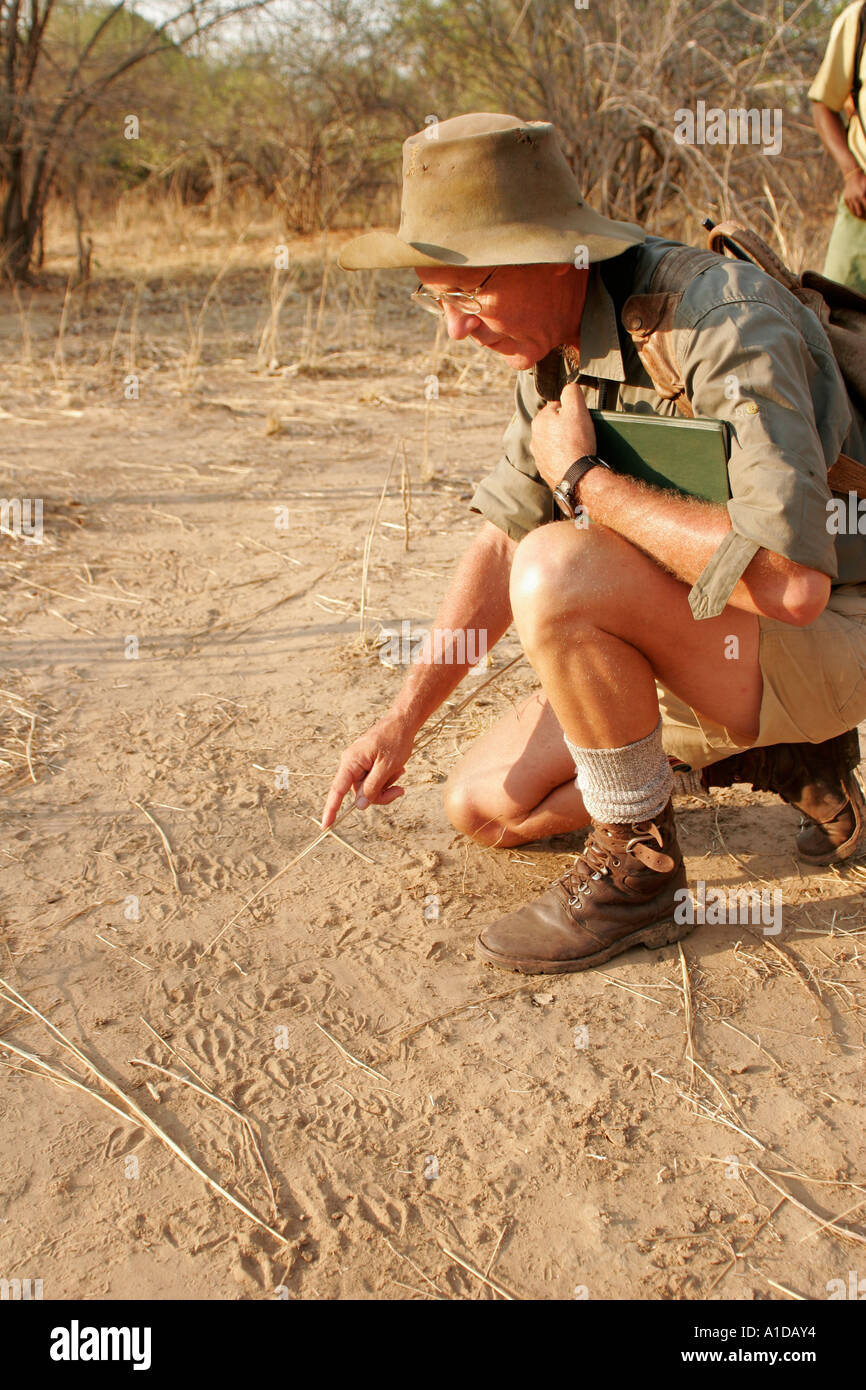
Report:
808,4,858,113
679,277,851,618
470,372,555,540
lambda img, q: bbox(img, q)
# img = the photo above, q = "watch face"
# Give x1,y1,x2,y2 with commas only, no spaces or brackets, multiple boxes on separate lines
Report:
554,484,575,518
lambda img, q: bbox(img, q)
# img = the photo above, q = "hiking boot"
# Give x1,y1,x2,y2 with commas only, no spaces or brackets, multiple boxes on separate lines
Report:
700,730,865,866
475,798,691,975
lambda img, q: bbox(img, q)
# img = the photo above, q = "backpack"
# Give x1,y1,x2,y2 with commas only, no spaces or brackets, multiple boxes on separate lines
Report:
622,222,866,498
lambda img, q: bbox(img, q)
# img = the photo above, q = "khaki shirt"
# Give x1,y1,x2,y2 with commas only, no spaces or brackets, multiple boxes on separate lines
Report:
809,1,866,173
470,236,866,619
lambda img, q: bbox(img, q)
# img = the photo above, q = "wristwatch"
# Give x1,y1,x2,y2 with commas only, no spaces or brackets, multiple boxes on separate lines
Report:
553,455,612,517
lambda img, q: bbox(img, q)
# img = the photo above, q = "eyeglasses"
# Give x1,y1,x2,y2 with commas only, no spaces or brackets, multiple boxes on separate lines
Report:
410,268,497,317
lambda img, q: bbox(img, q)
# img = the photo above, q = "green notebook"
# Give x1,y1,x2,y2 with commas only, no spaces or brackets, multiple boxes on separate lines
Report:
589,410,731,504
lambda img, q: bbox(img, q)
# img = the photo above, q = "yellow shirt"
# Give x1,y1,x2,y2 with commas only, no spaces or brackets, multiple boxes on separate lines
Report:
809,1,866,171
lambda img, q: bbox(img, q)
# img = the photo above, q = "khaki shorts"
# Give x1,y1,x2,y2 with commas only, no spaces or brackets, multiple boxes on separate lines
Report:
659,584,866,771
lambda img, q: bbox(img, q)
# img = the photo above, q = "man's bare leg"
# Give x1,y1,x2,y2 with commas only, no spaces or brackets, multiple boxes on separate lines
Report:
446,521,761,847
509,520,761,756
468,521,764,972
444,691,589,846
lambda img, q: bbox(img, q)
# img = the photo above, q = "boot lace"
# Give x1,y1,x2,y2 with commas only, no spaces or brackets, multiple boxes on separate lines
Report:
564,819,664,907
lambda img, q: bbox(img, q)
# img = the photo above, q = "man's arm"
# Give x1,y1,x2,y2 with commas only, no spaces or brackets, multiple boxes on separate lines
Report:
578,468,831,627
812,100,866,219
391,519,517,726
321,519,516,826
530,382,831,628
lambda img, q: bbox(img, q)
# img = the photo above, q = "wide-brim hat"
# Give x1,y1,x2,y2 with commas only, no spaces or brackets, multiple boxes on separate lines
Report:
338,112,645,271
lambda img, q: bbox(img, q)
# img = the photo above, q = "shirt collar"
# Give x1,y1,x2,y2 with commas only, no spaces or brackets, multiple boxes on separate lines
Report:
532,263,625,399
575,262,625,383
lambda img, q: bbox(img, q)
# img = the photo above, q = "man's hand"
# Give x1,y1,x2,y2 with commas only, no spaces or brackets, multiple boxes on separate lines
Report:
321,710,415,828
844,167,866,220
812,102,866,219
530,380,598,489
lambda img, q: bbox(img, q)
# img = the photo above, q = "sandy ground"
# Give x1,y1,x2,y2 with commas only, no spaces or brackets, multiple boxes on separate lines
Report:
1,220,865,1301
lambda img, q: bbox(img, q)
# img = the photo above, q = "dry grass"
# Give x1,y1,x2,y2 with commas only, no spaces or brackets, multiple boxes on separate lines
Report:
0,687,63,790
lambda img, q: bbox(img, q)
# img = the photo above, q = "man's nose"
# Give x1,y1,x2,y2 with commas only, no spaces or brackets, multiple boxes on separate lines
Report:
442,303,481,340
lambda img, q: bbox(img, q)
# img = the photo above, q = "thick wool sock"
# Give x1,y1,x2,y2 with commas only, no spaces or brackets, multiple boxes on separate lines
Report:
563,717,673,824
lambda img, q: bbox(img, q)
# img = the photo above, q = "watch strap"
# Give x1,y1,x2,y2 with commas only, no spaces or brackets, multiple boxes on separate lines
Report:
554,455,610,516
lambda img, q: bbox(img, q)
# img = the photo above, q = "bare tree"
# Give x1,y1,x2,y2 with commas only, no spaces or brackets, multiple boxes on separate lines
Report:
0,0,272,280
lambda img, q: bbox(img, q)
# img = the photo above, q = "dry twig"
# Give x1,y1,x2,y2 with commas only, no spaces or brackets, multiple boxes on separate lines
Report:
359,443,400,644
414,653,526,750
130,1058,277,1219
439,1243,517,1300
0,976,289,1248
313,1021,390,1085
199,802,358,959
130,800,180,895
677,942,696,1088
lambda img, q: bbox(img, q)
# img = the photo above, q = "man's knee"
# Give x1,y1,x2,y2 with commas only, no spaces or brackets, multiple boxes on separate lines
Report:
509,521,618,645
443,769,508,845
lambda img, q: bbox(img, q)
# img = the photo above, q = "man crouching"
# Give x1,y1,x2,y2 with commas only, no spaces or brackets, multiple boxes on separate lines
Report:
323,113,866,974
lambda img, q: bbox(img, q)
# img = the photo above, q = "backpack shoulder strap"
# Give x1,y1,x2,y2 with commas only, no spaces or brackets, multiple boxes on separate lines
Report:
705,221,800,291
619,246,720,417
647,244,719,296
